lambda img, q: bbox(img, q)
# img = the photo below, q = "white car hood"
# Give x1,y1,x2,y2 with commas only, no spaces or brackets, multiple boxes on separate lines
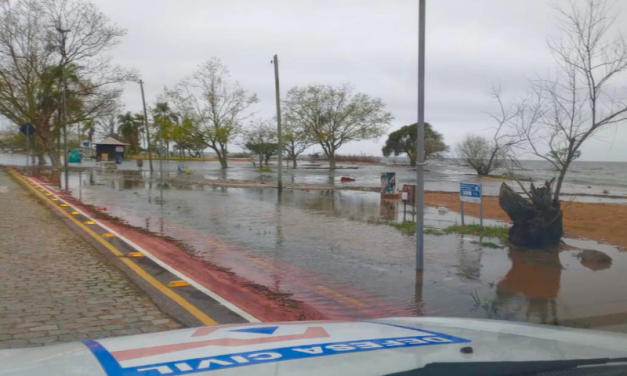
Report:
2,317,627,376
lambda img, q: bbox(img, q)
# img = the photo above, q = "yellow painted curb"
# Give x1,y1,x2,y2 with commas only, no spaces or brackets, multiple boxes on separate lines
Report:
7,169,217,326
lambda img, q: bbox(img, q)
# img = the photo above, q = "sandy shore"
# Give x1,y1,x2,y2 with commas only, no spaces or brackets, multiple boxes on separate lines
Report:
424,192,627,250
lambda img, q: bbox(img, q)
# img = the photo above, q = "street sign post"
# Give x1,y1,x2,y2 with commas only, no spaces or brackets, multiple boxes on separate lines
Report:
460,182,483,227
401,184,416,223
381,172,398,200
19,123,35,169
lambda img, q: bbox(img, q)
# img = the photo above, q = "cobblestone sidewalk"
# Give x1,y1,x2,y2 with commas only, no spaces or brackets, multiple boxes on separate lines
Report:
0,170,182,349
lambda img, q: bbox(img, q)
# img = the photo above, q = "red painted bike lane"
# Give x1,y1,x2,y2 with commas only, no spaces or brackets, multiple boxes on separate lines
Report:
30,175,410,322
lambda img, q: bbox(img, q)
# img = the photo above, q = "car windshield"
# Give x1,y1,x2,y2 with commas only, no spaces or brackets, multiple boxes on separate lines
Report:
1,0,627,375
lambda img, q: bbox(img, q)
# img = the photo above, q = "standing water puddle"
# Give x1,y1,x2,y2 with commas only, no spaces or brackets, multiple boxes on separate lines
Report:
54,169,627,332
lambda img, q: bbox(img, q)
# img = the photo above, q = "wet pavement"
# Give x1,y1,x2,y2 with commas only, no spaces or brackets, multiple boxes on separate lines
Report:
34,167,627,333
0,170,182,349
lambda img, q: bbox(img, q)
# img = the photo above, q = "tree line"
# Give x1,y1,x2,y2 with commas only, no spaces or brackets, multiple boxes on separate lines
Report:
0,0,454,171
454,0,627,248
455,0,627,206
0,0,133,168
153,65,399,170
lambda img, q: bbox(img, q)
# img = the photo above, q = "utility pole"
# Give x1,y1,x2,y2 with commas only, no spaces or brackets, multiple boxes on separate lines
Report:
272,54,283,192
158,116,164,186
416,0,426,272
138,80,154,173
25,129,29,169
57,25,70,192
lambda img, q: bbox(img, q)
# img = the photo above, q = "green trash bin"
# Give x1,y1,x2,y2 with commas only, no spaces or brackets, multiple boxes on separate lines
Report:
69,148,82,163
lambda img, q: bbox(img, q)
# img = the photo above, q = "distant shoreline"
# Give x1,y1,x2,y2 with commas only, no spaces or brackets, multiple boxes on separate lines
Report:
15,163,627,252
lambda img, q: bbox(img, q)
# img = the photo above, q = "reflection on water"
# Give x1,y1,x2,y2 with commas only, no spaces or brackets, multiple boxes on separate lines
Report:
44,169,627,331
496,250,562,325
3,152,626,203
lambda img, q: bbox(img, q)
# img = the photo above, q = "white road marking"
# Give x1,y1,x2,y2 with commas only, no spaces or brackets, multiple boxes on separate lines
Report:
26,177,260,323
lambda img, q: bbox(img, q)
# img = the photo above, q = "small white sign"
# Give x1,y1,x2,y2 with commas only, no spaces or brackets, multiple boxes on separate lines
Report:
115,146,124,152
401,192,408,201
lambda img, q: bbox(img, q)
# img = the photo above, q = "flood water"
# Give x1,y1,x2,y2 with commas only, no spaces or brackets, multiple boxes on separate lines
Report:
3,152,627,203
42,167,627,333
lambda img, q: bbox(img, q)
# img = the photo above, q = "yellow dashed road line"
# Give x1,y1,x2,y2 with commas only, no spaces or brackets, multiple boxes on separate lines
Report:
316,285,367,309
7,168,217,326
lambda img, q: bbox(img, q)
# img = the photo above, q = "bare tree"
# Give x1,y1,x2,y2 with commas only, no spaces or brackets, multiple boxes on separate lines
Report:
456,135,503,175
283,83,393,170
515,0,627,206
94,113,117,140
456,85,520,175
166,58,258,169
498,0,627,248
0,0,135,167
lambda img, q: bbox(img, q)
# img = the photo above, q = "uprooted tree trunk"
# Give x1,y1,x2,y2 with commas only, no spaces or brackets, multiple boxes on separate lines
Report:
499,180,563,248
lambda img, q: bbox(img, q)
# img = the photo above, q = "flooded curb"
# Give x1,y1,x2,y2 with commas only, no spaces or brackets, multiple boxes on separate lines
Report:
16,169,326,322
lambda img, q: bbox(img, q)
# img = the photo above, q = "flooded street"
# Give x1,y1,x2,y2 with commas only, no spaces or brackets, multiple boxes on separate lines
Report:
4,153,627,202
45,166,627,332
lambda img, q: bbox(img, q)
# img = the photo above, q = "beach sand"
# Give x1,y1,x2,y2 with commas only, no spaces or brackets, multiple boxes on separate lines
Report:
424,192,627,250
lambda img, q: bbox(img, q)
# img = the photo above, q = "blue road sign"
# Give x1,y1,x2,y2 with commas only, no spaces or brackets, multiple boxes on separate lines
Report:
19,123,35,136
460,182,482,203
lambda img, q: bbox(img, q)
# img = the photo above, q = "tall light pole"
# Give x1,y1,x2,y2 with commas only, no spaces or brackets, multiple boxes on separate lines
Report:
56,25,70,192
138,80,154,173
158,116,164,186
416,0,426,272
272,54,283,192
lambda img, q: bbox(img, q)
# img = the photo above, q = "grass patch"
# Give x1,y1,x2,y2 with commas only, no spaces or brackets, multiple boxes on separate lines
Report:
470,290,500,319
424,227,445,236
366,217,388,225
389,221,416,232
445,225,508,240
258,167,272,173
470,240,502,249
388,222,509,241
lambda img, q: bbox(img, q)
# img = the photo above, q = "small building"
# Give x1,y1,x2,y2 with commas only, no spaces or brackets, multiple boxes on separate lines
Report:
95,137,129,163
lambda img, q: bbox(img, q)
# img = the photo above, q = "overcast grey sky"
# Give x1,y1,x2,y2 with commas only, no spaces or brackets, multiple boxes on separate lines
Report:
92,0,627,161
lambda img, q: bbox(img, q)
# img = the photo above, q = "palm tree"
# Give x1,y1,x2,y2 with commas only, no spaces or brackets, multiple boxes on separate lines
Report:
117,112,140,154
133,112,150,155
34,62,84,166
82,120,95,157
153,102,178,158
